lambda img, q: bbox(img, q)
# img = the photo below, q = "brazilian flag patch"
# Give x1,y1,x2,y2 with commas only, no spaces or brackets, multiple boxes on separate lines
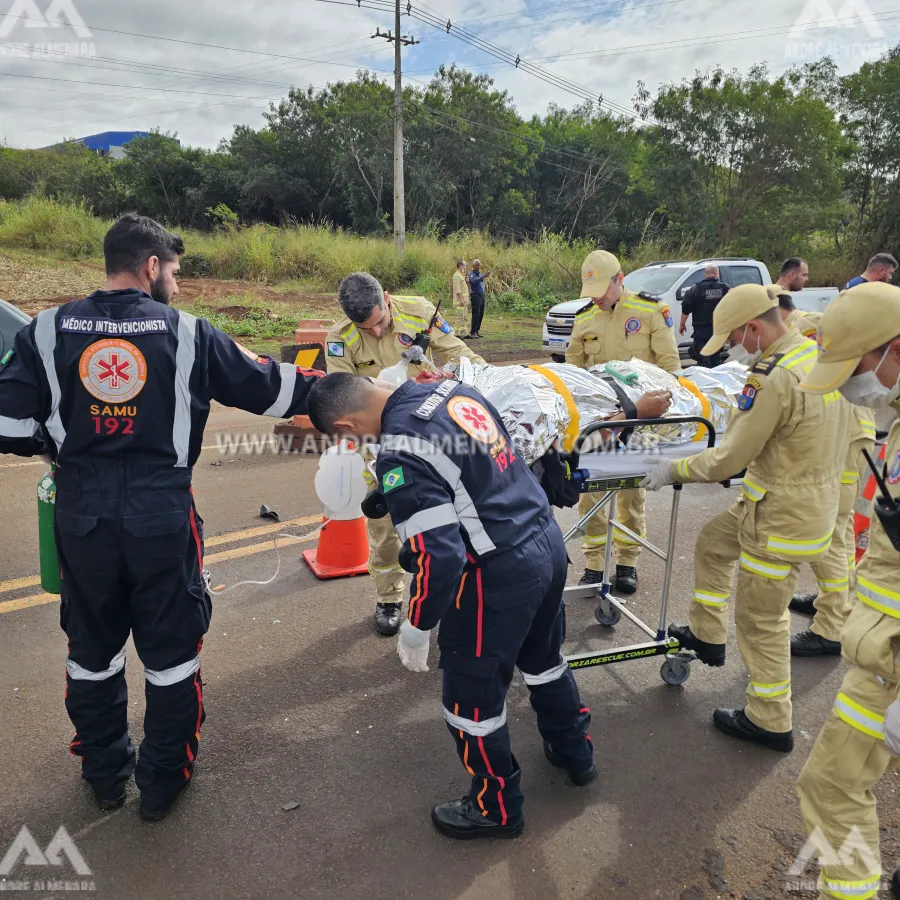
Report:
382,467,406,493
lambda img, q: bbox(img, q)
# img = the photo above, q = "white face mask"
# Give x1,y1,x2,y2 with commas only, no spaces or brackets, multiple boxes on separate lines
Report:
727,325,762,367
839,346,900,407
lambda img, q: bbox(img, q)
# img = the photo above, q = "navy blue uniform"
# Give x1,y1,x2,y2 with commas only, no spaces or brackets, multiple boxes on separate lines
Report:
467,270,487,335
682,277,730,367
376,380,592,823
0,289,322,805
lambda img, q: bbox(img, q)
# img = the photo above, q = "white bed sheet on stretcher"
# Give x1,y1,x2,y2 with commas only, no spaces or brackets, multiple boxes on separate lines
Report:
579,441,711,480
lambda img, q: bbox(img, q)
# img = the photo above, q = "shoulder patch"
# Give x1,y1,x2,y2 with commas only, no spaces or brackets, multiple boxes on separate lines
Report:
413,379,458,420
751,354,783,376
638,291,661,303
382,466,407,493
447,396,500,444
434,314,453,335
327,341,344,358
738,383,758,411
659,304,674,328
0,348,13,366
745,375,763,391
888,450,900,485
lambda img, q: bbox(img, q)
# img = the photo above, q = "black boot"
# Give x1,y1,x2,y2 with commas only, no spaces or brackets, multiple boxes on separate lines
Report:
375,602,402,637
578,569,604,587
667,623,726,667
543,741,597,787
431,796,523,840
789,591,818,615
92,785,126,812
891,867,900,899
712,708,793,753
791,629,842,657
615,565,638,595
139,780,189,823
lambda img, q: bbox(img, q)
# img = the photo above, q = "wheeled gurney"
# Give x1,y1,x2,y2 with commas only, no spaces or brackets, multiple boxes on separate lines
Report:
561,416,718,686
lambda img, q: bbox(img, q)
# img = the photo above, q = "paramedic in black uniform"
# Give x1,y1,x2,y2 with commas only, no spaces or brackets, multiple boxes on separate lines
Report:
0,215,323,821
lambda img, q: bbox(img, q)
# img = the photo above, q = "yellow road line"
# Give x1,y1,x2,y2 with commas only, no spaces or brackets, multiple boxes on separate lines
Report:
0,574,42,593
0,529,322,616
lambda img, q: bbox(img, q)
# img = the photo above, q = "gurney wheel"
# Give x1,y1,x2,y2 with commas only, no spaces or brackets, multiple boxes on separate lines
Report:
660,658,691,686
594,603,621,628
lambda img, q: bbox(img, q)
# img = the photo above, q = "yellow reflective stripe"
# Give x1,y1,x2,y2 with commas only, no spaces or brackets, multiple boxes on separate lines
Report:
623,297,657,313
739,553,791,580
576,306,598,322
821,874,881,899
693,590,729,608
583,534,608,546
819,577,850,592
766,532,833,556
342,324,361,347
842,471,860,485
675,457,690,481
614,529,647,545
751,679,790,697
742,478,766,502
394,314,427,331
370,563,404,574
824,390,841,405
778,340,818,370
860,419,876,438
858,577,900,618
834,692,885,740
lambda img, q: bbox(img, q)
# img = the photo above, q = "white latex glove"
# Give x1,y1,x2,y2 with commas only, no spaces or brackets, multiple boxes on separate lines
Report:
397,620,432,673
884,699,900,756
641,460,676,491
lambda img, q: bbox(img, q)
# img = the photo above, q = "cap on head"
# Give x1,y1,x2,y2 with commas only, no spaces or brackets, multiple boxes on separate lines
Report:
700,284,778,357
801,282,900,393
580,250,621,299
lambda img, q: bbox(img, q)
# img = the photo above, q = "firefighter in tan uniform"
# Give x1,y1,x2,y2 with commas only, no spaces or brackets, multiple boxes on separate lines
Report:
566,250,681,595
326,272,485,635
794,282,900,900
773,293,879,655
642,284,850,752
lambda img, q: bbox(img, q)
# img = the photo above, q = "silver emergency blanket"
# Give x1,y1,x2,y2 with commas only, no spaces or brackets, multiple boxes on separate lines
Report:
450,357,747,466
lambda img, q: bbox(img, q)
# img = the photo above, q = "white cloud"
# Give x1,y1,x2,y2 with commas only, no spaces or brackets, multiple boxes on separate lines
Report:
0,0,896,148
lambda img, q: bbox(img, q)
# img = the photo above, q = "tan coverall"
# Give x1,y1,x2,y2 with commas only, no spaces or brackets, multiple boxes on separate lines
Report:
325,296,485,606
668,332,850,733
453,269,470,312
566,289,681,568
797,404,900,900
787,311,877,640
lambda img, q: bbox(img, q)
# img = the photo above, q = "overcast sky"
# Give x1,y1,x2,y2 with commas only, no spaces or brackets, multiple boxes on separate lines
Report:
0,0,897,149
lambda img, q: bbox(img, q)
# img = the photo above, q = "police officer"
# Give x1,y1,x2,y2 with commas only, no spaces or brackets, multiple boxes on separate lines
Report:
325,273,485,636
772,286,878,656
679,265,730,367
0,215,323,820
794,282,900,900
306,373,595,839
642,284,850,752
566,249,681,595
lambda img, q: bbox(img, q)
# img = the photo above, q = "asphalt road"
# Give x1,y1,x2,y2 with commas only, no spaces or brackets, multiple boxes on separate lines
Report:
1,406,899,900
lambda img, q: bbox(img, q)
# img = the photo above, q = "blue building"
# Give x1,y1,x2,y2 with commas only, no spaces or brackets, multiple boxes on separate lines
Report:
44,131,174,159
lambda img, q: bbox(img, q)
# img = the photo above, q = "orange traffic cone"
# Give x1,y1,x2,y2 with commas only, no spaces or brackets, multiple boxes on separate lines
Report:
303,514,370,579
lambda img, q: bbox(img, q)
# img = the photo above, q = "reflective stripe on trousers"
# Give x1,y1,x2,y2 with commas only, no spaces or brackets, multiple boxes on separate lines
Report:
520,660,568,686
444,704,507,737
145,655,201,688
66,645,127,681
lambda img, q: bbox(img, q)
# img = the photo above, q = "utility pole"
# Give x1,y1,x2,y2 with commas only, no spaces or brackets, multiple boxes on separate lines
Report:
372,3,418,259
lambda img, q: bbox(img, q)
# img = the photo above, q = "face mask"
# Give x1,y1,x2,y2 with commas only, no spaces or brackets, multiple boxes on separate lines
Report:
839,346,900,407
727,325,762,366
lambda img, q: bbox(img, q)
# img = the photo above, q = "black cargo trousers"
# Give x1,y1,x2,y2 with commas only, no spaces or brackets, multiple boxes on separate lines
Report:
55,463,211,806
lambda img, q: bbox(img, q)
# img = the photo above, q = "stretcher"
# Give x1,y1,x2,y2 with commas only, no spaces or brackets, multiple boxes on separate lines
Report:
562,416,717,686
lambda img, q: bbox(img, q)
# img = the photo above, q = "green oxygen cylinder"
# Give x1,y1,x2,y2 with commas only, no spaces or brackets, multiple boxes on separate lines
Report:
37,465,61,595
